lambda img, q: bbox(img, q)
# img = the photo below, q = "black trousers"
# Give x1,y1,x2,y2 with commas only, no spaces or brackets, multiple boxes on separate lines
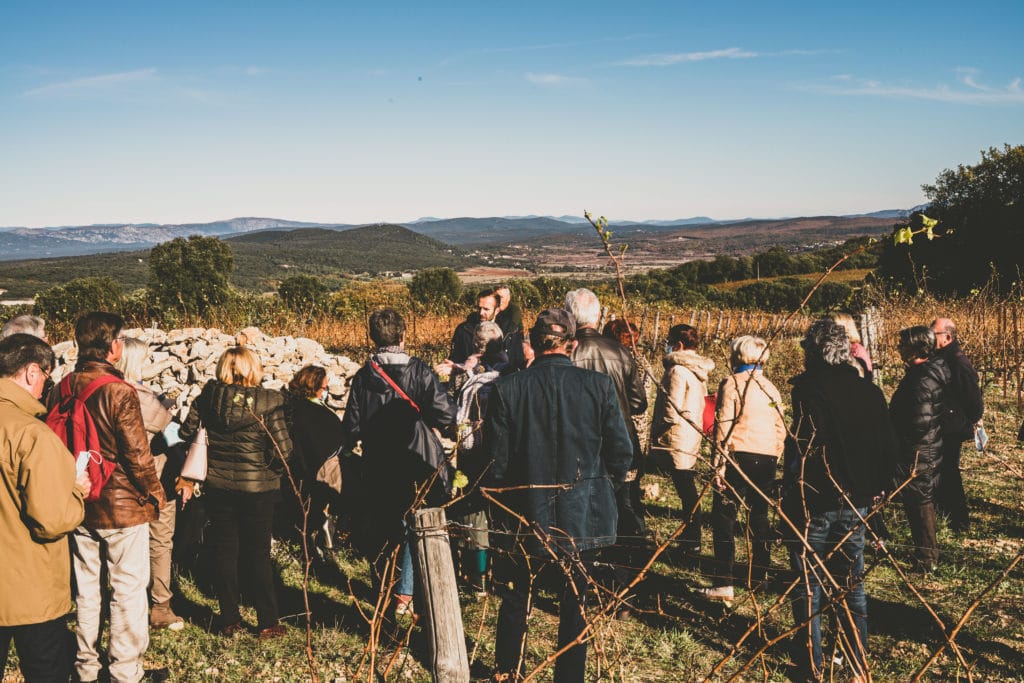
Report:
709,452,777,587
0,615,75,683
494,553,593,683
671,469,702,552
205,488,279,628
936,438,970,532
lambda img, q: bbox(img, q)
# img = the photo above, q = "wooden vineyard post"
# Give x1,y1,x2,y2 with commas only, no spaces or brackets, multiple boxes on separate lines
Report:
413,507,470,683
861,308,883,387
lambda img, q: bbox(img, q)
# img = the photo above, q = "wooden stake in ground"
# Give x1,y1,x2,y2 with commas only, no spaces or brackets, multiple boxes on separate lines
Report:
413,507,470,683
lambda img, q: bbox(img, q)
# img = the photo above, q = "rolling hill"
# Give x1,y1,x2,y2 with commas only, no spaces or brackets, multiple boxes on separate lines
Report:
0,224,473,298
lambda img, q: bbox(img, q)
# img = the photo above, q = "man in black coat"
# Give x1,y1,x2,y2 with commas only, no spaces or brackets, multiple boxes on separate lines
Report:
783,319,898,682
485,309,633,683
930,317,983,533
341,308,457,603
565,288,648,612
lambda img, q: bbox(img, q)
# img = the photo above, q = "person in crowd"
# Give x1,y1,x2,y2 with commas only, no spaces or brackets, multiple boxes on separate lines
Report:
650,324,715,559
0,334,88,682
438,289,501,392
1,313,47,340
116,337,184,632
179,345,293,639
494,284,523,337
2,314,54,403
930,317,983,534
783,319,898,683
341,308,457,616
890,326,950,573
703,335,786,602
604,318,655,456
565,288,648,613
830,312,873,382
485,309,633,683
451,320,508,595
59,312,167,682
283,364,348,568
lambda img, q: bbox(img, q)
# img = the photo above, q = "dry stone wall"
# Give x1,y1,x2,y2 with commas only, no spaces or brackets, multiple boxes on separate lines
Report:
49,326,362,420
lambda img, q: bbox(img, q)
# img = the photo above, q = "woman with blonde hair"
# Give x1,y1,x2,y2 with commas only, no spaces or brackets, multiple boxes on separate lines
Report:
179,346,293,638
116,337,184,631
701,335,786,603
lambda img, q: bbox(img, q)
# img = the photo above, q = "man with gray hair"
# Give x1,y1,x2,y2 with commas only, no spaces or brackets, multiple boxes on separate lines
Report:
1,314,46,340
782,318,898,682
564,288,647,615
929,317,982,533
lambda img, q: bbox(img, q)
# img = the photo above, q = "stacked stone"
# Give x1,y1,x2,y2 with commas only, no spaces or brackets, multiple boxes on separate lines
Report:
49,326,362,420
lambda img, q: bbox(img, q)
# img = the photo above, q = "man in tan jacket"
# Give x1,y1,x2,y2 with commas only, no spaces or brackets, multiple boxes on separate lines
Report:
0,333,88,681
59,312,167,683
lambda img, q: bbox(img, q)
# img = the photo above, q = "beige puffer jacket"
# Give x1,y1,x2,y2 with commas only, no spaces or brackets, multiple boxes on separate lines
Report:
713,368,786,473
650,350,716,470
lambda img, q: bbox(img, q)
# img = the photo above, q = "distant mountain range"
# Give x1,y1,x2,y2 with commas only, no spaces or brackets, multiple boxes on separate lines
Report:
0,209,923,261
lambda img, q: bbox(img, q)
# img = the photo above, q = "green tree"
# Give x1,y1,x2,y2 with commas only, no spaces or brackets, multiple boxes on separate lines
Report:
879,144,1024,294
278,274,328,313
34,276,124,323
148,236,234,312
409,267,462,311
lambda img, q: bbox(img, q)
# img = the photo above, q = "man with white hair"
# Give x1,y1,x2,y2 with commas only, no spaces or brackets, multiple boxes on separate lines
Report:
1,314,47,340
564,288,647,614
929,317,983,533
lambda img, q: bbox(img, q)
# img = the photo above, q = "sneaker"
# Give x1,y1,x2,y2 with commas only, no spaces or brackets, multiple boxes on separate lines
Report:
216,619,244,637
697,585,735,604
394,594,414,617
151,601,185,631
142,668,171,682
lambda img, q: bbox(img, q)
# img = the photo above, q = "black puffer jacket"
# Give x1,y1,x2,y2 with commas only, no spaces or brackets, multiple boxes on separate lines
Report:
889,357,950,500
180,381,293,494
571,327,648,466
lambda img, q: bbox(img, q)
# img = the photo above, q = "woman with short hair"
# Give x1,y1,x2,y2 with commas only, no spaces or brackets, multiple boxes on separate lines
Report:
702,335,786,602
650,324,714,558
116,337,183,632
889,325,950,573
179,346,293,638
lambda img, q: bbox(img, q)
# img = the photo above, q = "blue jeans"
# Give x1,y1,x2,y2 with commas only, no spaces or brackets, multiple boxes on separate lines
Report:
788,507,869,678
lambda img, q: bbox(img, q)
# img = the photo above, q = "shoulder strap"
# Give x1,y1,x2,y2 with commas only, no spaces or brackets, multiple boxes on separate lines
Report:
369,358,420,413
78,373,123,402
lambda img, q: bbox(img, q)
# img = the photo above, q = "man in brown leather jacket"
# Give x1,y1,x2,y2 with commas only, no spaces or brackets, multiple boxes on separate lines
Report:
59,312,166,683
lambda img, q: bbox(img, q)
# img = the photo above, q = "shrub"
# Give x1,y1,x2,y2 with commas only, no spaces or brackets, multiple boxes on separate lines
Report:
34,277,125,323
148,236,234,313
279,274,328,314
409,268,462,311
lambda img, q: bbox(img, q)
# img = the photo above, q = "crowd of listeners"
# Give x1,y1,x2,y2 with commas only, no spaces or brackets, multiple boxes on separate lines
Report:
0,295,984,682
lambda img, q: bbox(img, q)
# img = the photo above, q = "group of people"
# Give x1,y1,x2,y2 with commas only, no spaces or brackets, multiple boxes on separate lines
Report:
0,296,983,683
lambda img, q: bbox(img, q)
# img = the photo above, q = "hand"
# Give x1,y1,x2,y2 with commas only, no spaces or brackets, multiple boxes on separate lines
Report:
179,485,193,508
712,475,726,492
433,360,454,376
74,470,91,497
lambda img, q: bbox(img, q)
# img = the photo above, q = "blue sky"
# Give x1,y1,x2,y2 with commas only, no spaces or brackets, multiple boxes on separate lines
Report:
1,1,1021,227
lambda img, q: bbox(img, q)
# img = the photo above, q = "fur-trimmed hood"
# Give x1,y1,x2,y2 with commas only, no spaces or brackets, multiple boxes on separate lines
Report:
662,349,715,383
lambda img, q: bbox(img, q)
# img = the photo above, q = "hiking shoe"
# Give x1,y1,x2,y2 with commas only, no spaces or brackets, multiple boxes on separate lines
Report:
258,624,287,640
151,601,185,631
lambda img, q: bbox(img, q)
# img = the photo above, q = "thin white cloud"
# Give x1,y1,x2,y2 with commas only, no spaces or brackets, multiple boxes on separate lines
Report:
525,72,588,86
615,47,835,67
616,47,757,67
22,68,158,97
807,69,1024,105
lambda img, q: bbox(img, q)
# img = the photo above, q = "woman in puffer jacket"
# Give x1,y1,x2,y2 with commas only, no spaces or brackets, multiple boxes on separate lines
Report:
179,346,293,639
650,324,715,558
889,325,950,573
702,335,786,603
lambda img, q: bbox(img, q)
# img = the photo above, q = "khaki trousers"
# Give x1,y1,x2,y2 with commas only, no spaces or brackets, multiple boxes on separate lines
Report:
73,523,151,683
149,500,176,605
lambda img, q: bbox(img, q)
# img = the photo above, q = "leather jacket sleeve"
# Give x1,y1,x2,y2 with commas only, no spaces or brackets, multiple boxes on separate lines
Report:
108,386,166,508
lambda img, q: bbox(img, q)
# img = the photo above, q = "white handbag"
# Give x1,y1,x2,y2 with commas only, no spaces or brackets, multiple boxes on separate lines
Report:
180,424,209,481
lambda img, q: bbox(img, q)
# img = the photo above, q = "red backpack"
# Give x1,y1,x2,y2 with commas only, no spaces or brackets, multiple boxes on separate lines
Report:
703,392,718,437
46,374,122,502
